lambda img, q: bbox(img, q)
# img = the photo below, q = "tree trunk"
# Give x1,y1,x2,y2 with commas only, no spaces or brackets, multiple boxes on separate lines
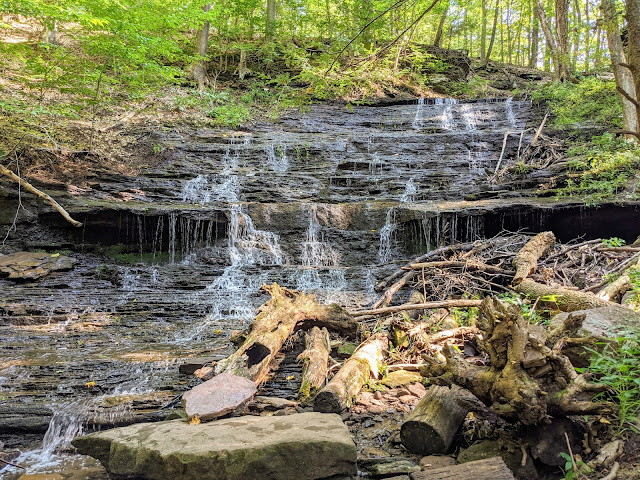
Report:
626,0,640,131
314,333,388,413
190,4,211,90
515,278,626,311
266,0,277,41
512,231,556,286
215,283,353,385
485,0,500,65
433,7,448,47
530,17,540,67
481,0,488,60
555,0,573,80
603,0,639,136
297,327,331,402
400,385,469,455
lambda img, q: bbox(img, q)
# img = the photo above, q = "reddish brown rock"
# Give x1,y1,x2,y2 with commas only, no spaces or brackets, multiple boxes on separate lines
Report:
182,373,257,421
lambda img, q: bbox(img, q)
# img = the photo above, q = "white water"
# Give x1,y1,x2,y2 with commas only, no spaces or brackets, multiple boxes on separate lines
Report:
412,97,425,129
505,97,517,128
460,103,478,131
400,177,418,203
378,208,397,263
265,142,289,173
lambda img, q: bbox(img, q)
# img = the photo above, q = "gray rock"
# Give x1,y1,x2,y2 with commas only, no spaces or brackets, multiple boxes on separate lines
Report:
182,373,256,421
458,440,538,479
359,457,421,477
178,355,225,375
72,412,357,480
550,307,640,338
0,251,76,281
253,395,298,409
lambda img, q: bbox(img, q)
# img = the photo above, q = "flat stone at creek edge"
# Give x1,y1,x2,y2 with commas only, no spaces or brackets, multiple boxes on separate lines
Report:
182,372,256,421
0,251,76,280
71,412,357,480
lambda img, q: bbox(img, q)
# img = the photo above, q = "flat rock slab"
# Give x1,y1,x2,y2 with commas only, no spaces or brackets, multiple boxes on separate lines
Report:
0,251,76,280
550,307,640,337
410,457,515,480
72,412,357,480
182,372,256,421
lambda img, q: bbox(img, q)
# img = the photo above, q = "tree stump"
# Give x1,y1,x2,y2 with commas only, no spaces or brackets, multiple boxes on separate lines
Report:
400,385,469,455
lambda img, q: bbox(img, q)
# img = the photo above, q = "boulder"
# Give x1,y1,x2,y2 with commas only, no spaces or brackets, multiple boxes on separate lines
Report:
72,412,357,480
0,251,76,281
181,373,256,421
549,307,640,338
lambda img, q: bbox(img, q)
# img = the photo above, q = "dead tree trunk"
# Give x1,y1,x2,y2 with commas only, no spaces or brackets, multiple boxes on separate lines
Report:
314,333,388,413
215,283,353,385
400,385,469,454
0,164,82,227
511,231,555,286
297,326,331,402
516,278,623,311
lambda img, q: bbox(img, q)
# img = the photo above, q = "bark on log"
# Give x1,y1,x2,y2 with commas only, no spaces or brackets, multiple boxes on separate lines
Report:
351,300,482,317
297,326,331,402
400,385,469,455
516,278,628,312
597,258,640,302
0,164,82,227
215,283,353,385
314,333,388,413
372,271,415,309
410,457,515,480
512,231,555,286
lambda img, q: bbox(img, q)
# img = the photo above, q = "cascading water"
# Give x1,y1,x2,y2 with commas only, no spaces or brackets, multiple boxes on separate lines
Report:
412,97,425,129
505,96,517,128
378,208,397,263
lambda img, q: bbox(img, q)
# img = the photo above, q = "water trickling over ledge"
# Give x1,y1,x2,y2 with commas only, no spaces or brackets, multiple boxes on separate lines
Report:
1,97,639,476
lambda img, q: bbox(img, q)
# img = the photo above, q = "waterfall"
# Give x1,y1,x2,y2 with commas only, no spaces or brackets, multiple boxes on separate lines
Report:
265,143,289,173
400,177,418,203
505,97,517,128
460,103,478,131
412,97,425,129
378,208,397,263
297,205,341,292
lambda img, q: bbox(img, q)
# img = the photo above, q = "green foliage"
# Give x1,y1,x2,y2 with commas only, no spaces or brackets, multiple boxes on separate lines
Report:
557,133,640,203
559,452,592,480
497,292,560,324
585,334,640,433
531,77,622,127
602,237,627,248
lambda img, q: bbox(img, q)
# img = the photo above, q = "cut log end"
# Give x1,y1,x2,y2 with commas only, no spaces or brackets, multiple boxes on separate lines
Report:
400,422,446,455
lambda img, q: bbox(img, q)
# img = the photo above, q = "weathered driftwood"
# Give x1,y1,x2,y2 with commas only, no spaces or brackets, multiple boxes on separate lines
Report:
512,231,555,286
0,163,83,227
297,326,331,402
372,271,415,309
597,258,640,302
215,283,354,385
422,297,612,425
400,385,469,455
409,260,515,276
314,333,388,413
410,457,515,480
351,299,483,318
516,278,628,312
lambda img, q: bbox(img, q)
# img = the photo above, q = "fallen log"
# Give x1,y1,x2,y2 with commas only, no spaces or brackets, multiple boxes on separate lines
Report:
410,457,515,480
314,333,388,413
0,163,83,227
297,326,331,403
400,385,469,455
215,283,354,385
372,271,415,309
597,258,640,302
350,299,482,317
512,231,555,286
516,278,627,312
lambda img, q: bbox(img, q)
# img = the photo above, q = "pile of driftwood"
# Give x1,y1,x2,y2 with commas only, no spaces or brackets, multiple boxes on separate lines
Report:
190,231,638,476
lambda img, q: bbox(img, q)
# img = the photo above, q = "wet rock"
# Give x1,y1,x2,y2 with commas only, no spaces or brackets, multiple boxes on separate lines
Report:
457,440,538,479
358,457,421,477
182,373,257,421
72,413,357,480
253,395,298,410
382,370,423,388
178,355,225,375
419,455,456,469
0,251,76,281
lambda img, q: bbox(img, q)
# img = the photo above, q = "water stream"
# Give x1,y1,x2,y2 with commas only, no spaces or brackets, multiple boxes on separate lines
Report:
0,97,535,478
